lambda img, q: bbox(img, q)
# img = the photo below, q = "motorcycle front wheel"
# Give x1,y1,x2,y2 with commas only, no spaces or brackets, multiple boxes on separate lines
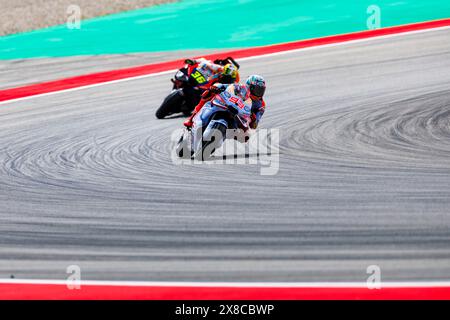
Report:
175,130,192,159
194,122,227,161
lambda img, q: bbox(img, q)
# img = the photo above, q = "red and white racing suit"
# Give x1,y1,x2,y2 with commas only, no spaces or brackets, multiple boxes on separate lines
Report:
187,83,266,130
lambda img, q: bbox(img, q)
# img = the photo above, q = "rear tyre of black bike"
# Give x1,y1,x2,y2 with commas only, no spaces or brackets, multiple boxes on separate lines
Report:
156,91,184,119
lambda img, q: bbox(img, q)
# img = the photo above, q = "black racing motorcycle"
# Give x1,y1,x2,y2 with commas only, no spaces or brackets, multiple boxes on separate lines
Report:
155,57,240,119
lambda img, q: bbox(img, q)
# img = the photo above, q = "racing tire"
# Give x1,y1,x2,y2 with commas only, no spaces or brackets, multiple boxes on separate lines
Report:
175,132,192,159
194,122,227,161
156,91,184,119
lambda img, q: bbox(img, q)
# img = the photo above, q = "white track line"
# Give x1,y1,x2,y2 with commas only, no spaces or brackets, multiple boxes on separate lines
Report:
1,279,450,288
1,25,449,107
0,70,176,106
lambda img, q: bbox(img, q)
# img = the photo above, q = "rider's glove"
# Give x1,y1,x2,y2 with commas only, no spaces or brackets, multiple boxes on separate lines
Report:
185,59,196,65
249,114,258,129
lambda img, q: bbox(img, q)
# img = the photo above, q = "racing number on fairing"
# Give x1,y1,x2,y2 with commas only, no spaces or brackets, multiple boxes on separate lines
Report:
191,70,207,84
229,96,245,109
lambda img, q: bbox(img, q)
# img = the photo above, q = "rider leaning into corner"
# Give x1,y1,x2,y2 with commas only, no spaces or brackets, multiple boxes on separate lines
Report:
185,57,240,86
184,75,267,130
182,57,241,126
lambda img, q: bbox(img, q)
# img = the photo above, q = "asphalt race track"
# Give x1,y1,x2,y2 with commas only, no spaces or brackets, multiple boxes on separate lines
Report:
0,29,450,282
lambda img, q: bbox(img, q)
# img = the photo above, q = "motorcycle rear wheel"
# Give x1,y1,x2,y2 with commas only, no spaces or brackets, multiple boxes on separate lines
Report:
155,91,184,119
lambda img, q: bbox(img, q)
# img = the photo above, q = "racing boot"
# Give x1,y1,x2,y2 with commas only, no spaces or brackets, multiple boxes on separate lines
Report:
183,112,196,128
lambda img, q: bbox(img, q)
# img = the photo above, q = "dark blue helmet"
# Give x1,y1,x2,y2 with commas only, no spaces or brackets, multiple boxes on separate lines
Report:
246,75,266,98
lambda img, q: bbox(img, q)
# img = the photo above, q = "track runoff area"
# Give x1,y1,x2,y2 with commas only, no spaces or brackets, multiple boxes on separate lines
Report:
1,19,450,300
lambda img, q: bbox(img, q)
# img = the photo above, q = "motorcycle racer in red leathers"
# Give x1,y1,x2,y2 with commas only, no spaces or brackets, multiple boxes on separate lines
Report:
184,75,266,129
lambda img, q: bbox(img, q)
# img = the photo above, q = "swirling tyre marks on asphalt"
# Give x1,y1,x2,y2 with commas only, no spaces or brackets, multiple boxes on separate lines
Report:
282,90,450,169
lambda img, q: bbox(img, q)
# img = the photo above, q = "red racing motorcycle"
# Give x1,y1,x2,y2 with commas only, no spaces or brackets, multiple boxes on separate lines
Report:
155,57,240,119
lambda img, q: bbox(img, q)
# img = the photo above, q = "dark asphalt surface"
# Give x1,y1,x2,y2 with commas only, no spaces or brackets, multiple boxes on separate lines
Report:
0,29,450,282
